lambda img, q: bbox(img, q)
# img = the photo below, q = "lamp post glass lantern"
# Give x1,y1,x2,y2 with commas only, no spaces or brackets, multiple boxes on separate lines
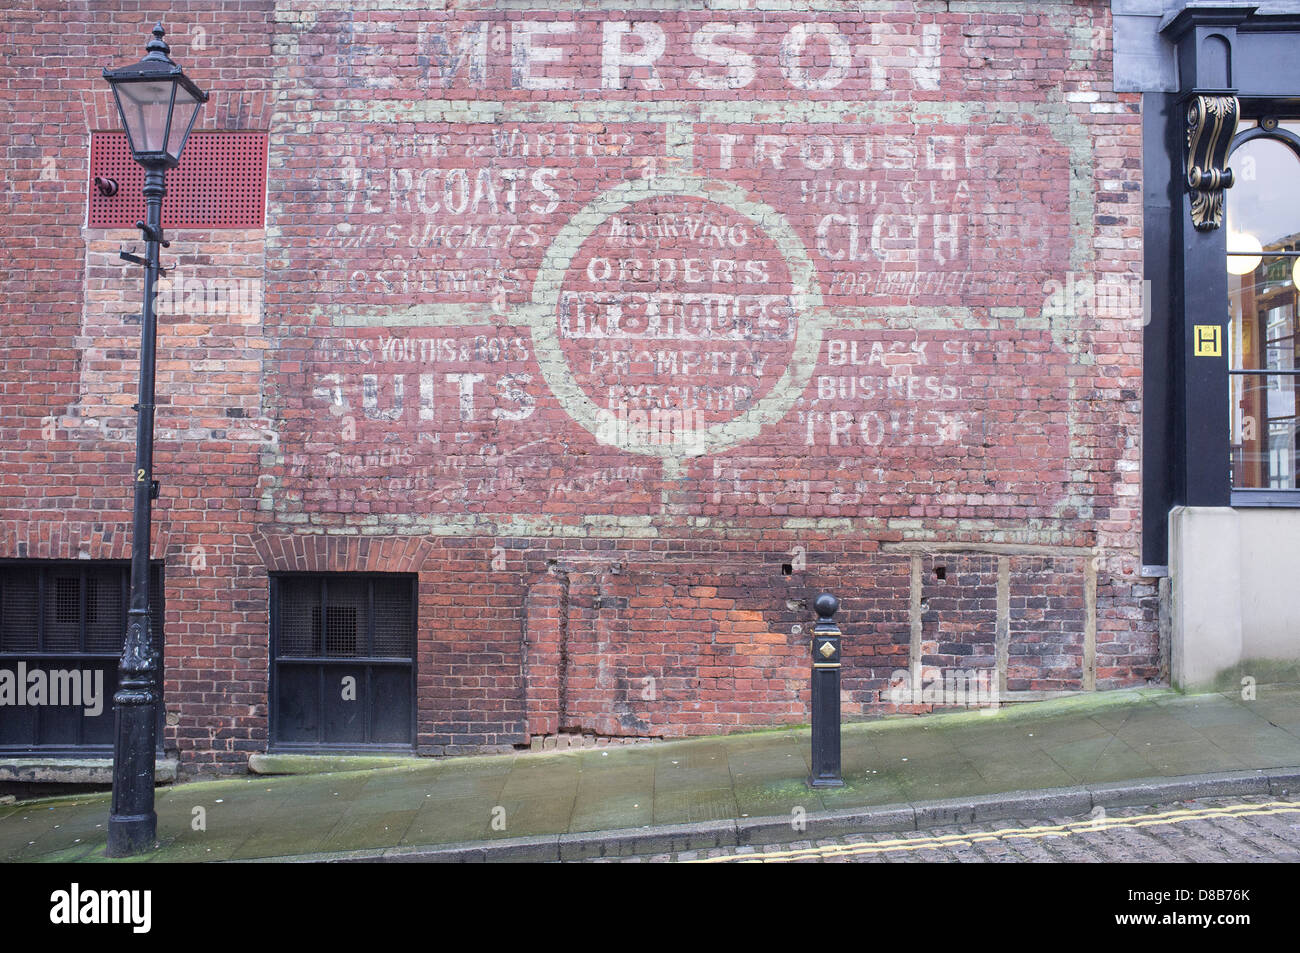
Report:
105,23,207,167
102,22,207,858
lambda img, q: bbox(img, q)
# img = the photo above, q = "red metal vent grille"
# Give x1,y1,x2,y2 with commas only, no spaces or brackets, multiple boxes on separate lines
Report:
88,131,267,229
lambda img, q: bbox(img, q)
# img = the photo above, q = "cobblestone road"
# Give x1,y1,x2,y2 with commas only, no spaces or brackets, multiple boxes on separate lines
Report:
583,795,1300,863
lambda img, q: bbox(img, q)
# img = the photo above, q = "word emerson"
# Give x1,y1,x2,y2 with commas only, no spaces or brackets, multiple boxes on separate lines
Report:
384,21,942,92
0,663,104,716
50,884,151,934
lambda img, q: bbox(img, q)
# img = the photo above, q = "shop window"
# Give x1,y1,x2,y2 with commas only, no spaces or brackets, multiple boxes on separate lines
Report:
0,561,164,754
1227,119,1300,495
270,574,416,750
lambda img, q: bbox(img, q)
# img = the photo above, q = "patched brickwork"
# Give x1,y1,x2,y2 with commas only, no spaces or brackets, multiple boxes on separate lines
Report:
1,0,1158,773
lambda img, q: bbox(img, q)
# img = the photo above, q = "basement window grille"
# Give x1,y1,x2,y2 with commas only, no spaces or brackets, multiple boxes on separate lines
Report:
0,561,164,755
270,574,416,750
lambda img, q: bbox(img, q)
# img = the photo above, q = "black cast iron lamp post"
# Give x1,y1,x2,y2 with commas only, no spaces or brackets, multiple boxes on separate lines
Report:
102,22,207,858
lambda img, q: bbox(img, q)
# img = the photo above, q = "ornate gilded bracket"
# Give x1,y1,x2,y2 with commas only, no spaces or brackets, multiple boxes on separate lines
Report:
1185,94,1240,231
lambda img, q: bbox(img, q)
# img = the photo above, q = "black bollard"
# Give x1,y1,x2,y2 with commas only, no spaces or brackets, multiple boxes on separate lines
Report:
808,592,844,788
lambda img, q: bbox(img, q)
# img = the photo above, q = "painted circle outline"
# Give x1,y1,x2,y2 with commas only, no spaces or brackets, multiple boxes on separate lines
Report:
528,176,825,459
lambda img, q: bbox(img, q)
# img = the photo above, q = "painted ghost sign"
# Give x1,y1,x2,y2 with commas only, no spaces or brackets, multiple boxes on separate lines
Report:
264,4,1120,530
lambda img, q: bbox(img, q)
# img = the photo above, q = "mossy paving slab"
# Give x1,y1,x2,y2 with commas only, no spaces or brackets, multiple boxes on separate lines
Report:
399,768,512,801
573,745,664,767
157,786,291,823
900,774,1026,801
575,762,656,794
886,757,991,795
420,757,516,781
227,815,345,861
570,792,655,832
254,794,351,832
145,829,253,863
868,735,965,761
1130,737,1245,768
318,808,420,853
875,747,984,773
158,813,284,855
733,776,827,817
651,788,737,825
837,757,888,783
1086,708,1143,731
652,757,732,792
1198,736,1300,770
1161,703,1273,729
3,808,111,862
997,717,1116,744
484,797,575,839
266,772,376,797
0,812,60,861
27,841,106,864
1249,713,1300,736
955,740,1053,767
499,775,580,803
1112,711,1205,739
727,749,810,781
343,775,449,814
968,758,1079,792
650,743,731,766
1195,721,1300,746
401,796,499,845
1043,735,1115,779
502,757,582,786
1074,743,1171,784
816,776,910,810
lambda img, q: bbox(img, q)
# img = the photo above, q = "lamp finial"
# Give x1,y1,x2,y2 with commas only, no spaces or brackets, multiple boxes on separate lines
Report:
145,22,170,59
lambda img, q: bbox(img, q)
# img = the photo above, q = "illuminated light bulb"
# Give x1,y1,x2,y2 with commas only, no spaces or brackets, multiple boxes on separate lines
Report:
1293,256,1300,291
1226,232,1262,276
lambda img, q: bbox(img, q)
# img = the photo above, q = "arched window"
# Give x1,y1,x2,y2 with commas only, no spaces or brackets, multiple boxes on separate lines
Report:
1227,119,1300,492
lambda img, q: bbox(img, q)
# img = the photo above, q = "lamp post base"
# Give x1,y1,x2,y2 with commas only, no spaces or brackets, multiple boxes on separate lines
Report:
105,811,157,858
808,776,846,789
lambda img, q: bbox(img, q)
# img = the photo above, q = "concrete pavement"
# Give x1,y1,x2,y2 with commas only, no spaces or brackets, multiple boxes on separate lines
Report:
2,683,1300,862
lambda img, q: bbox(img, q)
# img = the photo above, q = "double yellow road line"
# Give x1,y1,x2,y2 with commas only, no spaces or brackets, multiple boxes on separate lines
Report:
689,799,1300,863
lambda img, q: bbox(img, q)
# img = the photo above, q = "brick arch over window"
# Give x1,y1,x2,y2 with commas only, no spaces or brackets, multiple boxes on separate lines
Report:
252,534,437,575
0,520,174,564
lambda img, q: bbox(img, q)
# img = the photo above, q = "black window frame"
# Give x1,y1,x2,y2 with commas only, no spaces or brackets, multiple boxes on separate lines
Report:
268,572,417,752
1227,116,1300,507
0,559,165,756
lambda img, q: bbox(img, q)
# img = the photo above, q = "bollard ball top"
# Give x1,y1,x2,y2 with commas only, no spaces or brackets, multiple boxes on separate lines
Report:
814,592,839,619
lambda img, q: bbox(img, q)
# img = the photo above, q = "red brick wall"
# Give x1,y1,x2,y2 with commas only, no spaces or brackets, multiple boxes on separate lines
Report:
1,0,1159,772
1,1,276,770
